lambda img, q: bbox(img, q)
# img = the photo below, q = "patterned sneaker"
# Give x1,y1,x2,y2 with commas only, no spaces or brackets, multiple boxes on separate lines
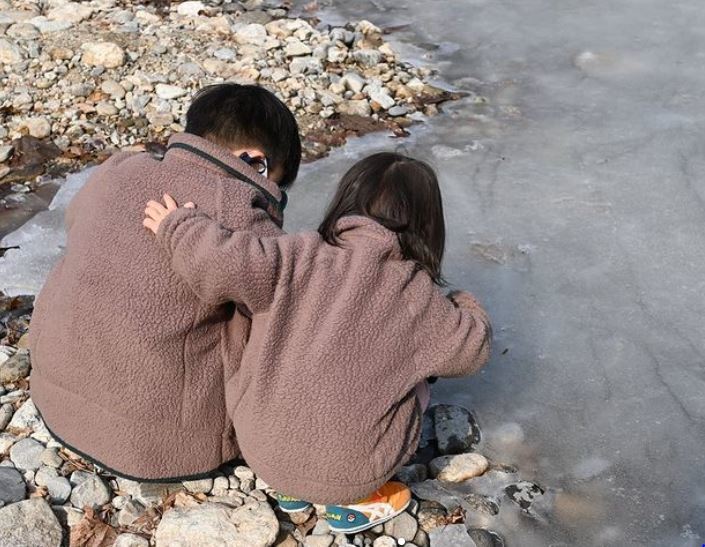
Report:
325,481,412,534
276,493,312,513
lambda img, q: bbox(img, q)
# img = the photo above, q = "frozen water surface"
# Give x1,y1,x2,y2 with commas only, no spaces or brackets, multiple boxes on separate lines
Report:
2,0,705,544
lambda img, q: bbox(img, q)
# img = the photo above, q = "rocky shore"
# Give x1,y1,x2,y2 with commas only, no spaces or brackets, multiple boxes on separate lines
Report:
0,295,558,547
0,0,461,219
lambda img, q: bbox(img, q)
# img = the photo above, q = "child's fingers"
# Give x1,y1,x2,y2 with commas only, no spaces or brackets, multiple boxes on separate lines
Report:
163,194,178,211
184,202,195,209
144,206,162,221
142,218,158,234
146,200,166,213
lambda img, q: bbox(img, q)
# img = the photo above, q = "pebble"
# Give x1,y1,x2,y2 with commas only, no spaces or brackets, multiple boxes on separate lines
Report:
235,23,267,44
117,499,146,526
372,537,396,547
101,79,126,98
45,476,72,504
0,498,63,547
7,400,39,430
0,145,13,163
22,117,51,138
155,500,278,546
46,3,93,24
34,465,58,486
388,105,409,117
177,1,205,17
211,475,230,496
338,99,371,117
69,470,94,486
433,405,481,455
504,481,545,512
81,41,125,68
9,438,44,470
29,16,73,33
70,475,111,509
341,72,366,93
40,447,63,468
305,535,334,547
96,102,119,116
114,533,150,547
0,38,24,64
0,404,13,430
0,466,25,504
468,529,505,547
429,453,489,482
428,524,477,546
155,83,188,100
285,39,312,57
0,433,17,453
233,465,255,481
0,350,30,383
7,23,40,40
183,477,213,494
384,510,419,542
214,47,236,61
116,478,184,505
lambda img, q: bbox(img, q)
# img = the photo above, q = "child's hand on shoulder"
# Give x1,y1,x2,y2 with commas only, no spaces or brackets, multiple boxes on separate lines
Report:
143,193,195,235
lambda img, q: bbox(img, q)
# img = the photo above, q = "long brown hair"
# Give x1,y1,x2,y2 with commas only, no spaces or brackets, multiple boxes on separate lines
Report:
318,152,446,285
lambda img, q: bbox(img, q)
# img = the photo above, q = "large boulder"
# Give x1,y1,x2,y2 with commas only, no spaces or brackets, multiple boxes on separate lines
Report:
0,498,63,546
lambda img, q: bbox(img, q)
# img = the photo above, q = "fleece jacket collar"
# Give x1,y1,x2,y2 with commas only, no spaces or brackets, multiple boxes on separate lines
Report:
165,132,287,217
335,215,403,260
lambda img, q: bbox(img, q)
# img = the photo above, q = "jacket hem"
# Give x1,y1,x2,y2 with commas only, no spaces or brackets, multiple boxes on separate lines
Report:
31,371,240,482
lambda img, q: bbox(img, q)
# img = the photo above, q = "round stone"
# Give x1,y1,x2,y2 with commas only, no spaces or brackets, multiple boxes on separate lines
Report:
9,438,45,471
70,475,111,509
45,476,72,504
0,467,25,504
429,453,489,483
81,41,125,68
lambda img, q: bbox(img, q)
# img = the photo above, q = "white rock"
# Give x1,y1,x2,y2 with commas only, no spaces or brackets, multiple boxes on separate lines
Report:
0,38,24,64
429,453,489,483
146,110,175,127
47,3,93,24
285,39,312,57
23,117,51,138
101,79,125,98
233,466,255,481
0,499,63,547
155,501,278,547
176,1,205,17
8,400,40,430
28,16,72,33
155,83,187,100
0,433,17,453
372,537,396,547
327,46,347,63
341,72,365,93
234,23,267,44
6,23,40,40
96,102,118,116
369,90,395,110
81,41,125,68
114,533,149,547
0,145,12,163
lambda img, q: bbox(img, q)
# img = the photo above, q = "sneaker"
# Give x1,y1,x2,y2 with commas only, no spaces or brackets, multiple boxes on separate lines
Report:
276,493,312,513
325,481,412,534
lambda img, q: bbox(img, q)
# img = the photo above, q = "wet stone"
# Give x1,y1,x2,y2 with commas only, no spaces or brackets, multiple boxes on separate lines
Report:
0,466,25,504
504,481,545,512
432,404,481,455
468,529,505,547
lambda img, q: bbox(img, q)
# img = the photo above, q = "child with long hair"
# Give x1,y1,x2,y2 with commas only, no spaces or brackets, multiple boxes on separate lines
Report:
141,152,491,533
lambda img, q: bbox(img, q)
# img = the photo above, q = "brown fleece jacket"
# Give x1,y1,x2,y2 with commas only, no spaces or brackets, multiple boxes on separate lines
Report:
28,133,286,481
157,211,492,503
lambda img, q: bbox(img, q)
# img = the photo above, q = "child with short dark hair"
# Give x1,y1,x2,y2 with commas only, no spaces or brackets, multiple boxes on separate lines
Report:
29,83,301,480
142,152,491,531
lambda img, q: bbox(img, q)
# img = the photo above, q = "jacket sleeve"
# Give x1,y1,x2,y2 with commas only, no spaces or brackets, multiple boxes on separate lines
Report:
416,288,492,380
157,208,283,313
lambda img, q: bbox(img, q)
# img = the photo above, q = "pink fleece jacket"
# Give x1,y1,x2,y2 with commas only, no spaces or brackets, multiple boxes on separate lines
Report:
28,133,286,480
157,210,492,503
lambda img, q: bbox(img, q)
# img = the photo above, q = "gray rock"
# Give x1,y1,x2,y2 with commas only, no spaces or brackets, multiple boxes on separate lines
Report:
101,79,126,98
9,438,44,470
214,47,236,61
0,466,25,504
369,90,395,110
0,145,13,163
432,405,481,455
388,105,409,117
45,476,72,504
383,510,418,541
155,500,278,546
0,38,24,64
211,475,230,496
341,72,365,93
0,498,63,547
415,499,449,532
467,529,505,547
234,23,267,45
117,499,146,526
114,533,150,547
285,39,312,57
34,465,59,486
504,481,544,512
352,49,382,67
338,99,371,117
69,470,94,486
70,475,111,509
414,528,430,547
116,478,184,505
6,23,39,40
372,537,395,547
183,477,213,494
396,463,428,484
290,56,322,75
40,447,63,468
28,16,73,33
428,524,477,547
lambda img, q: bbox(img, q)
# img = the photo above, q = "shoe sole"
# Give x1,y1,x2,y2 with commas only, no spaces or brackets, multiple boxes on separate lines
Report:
278,505,312,514
327,498,411,535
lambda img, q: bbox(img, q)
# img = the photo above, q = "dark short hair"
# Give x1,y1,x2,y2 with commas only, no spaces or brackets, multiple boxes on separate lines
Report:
185,83,302,188
318,152,446,284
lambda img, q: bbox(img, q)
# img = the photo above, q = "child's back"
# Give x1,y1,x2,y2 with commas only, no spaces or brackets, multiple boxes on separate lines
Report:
151,152,491,502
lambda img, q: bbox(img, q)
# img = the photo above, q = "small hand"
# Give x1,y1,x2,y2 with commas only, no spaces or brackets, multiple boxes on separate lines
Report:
143,193,195,235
